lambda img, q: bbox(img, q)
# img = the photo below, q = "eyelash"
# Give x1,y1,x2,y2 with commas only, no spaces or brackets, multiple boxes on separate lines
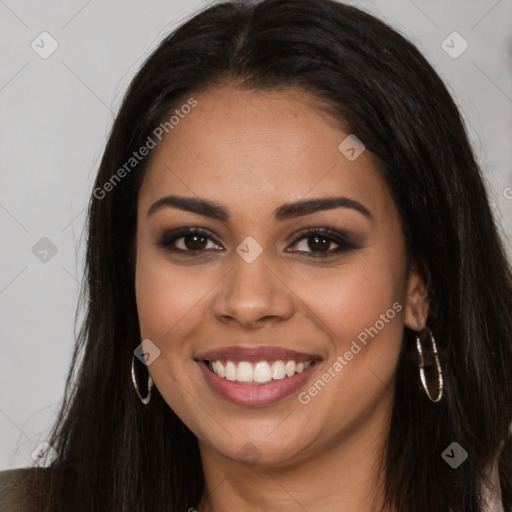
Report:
155,227,360,258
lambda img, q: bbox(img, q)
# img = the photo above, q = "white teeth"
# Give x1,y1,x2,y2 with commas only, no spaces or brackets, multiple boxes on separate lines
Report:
225,361,237,381
208,359,314,383
271,360,286,379
213,360,225,378
237,362,253,382
253,361,272,383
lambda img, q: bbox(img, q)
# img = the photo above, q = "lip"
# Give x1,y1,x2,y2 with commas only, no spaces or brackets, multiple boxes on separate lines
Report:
194,345,321,363
196,356,322,407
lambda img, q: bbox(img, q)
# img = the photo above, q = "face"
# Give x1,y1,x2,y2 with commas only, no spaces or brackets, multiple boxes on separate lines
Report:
134,84,429,468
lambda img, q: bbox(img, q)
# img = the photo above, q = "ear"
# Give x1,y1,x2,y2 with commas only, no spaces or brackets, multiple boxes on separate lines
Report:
404,257,431,331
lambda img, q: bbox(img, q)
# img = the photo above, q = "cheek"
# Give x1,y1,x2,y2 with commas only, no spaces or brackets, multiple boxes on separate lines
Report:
134,242,228,375
290,249,405,407
134,243,197,349
295,257,403,350
290,296,403,446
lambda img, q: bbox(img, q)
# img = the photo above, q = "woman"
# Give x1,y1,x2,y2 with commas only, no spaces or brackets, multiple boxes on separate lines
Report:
1,0,511,510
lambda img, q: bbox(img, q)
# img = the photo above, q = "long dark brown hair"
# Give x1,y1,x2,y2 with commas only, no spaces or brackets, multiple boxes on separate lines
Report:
15,0,512,510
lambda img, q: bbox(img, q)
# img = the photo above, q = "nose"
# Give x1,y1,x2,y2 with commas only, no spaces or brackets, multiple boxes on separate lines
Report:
211,251,295,329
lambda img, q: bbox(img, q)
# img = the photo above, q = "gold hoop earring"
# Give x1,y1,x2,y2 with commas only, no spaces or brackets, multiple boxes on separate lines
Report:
416,326,443,402
131,355,154,405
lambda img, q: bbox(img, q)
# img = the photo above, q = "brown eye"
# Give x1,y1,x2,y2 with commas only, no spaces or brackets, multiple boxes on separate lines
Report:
156,227,223,254
156,226,361,258
180,233,208,251
287,228,361,258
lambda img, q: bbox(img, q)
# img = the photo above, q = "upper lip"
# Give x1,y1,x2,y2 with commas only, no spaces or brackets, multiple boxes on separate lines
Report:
195,345,322,363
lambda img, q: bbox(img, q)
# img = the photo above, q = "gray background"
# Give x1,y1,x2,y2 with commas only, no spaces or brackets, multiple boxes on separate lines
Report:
1,0,511,469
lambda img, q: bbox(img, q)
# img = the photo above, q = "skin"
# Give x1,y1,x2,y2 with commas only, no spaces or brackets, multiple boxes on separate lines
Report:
135,83,430,512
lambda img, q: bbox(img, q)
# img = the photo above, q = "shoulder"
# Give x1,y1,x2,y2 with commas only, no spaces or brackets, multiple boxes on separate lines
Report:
0,467,42,511
0,467,34,489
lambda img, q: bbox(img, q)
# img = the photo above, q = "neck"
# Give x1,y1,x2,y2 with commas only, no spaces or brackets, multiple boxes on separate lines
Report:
196,396,395,512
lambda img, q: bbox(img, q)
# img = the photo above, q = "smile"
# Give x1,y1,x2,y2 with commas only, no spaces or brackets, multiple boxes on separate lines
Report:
206,359,313,384
197,358,322,406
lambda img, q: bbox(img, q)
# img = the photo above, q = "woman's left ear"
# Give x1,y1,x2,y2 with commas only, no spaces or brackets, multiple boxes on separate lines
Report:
404,257,431,331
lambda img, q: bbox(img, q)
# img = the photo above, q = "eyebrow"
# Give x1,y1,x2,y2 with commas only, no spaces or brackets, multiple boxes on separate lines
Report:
147,194,372,221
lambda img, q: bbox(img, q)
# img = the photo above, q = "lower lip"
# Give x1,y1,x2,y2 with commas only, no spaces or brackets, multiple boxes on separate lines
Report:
197,360,321,406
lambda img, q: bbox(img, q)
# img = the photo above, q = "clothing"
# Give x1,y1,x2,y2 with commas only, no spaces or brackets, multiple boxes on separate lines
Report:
0,468,29,511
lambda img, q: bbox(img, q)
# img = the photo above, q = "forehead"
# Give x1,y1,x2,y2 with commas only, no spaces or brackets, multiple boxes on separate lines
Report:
139,84,394,223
